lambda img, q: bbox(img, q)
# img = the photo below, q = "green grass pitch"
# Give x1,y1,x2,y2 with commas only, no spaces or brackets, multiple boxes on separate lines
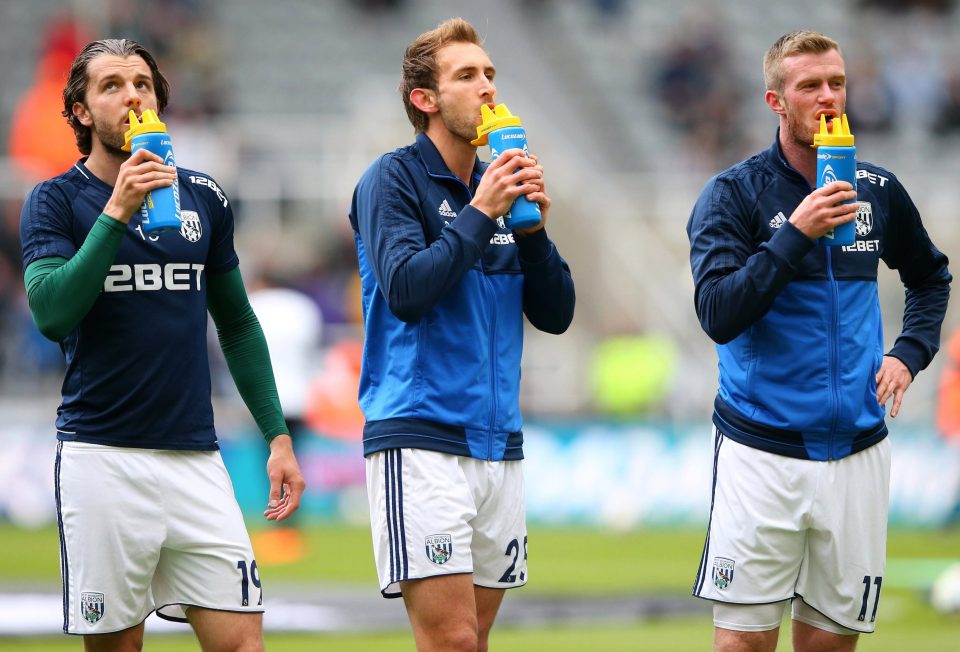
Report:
0,524,957,651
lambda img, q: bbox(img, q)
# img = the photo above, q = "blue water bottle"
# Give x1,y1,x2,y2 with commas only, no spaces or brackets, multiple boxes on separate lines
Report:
471,103,542,230
813,114,856,246
122,109,182,234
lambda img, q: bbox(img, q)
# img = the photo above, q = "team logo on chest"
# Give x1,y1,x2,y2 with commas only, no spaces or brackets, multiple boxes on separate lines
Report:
855,202,873,237
712,557,735,590
425,534,453,565
179,210,202,242
80,591,105,623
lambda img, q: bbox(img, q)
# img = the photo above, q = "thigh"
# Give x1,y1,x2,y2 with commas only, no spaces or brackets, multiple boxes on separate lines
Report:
151,451,263,622
58,442,164,634
82,623,145,652
469,460,527,590
186,607,263,652
367,449,478,597
402,574,479,650
798,438,891,633
694,431,812,604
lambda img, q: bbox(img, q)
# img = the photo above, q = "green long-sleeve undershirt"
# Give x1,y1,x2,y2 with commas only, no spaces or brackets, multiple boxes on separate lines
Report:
23,213,287,441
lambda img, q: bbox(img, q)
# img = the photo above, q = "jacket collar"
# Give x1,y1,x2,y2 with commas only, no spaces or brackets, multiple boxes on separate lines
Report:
415,131,485,187
764,128,810,186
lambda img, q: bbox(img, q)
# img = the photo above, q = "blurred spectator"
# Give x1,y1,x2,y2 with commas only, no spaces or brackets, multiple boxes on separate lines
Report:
8,14,91,182
845,54,896,135
651,19,744,169
248,280,325,433
936,326,960,526
246,278,324,563
5,14,88,387
933,64,960,134
590,334,678,417
106,0,226,119
881,37,946,132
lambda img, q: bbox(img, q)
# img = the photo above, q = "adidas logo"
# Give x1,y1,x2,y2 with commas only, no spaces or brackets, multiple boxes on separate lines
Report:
769,211,787,229
438,199,457,218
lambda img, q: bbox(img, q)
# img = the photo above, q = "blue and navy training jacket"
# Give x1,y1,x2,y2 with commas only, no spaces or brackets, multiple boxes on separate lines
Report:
349,132,575,461
688,134,951,461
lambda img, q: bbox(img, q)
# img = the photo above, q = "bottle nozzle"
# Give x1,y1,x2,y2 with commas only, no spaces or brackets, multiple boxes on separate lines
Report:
122,109,167,152
471,103,523,146
812,113,855,148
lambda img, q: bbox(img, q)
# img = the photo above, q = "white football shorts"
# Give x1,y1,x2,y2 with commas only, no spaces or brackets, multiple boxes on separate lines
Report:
693,429,890,633
56,441,263,635
366,448,527,597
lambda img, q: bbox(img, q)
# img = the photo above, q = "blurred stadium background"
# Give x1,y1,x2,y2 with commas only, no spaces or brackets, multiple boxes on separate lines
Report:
0,0,958,649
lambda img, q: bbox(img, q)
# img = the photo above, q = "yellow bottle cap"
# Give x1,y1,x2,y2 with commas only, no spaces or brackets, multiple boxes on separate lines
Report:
470,103,523,146
812,113,854,148
122,109,167,152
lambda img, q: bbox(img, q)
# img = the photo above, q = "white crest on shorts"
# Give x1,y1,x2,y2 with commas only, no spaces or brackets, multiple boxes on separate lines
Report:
180,210,202,242
425,533,453,565
712,557,735,590
80,591,105,623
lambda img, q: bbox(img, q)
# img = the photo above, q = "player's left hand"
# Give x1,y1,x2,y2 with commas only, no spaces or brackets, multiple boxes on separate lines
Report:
263,434,305,521
516,154,549,237
876,355,913,418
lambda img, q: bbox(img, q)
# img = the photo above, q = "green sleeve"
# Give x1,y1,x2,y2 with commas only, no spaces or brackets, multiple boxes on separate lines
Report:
207,267,288,442
23,213,127,342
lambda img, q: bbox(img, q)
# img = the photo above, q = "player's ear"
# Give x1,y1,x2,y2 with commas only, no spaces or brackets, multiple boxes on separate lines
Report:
73,102,93,127
765,89,786,116
410,88,438,115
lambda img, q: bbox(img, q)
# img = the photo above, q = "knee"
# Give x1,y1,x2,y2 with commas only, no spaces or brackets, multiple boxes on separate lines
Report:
440,624,480,652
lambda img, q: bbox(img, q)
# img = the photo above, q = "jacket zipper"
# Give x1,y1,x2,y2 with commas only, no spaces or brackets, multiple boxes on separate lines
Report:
826,245,840,459
445,170,498,460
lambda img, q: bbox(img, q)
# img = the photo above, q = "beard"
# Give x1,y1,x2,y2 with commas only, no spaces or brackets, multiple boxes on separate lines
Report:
784,108,817,149
91,114,128,156
437,96,480,143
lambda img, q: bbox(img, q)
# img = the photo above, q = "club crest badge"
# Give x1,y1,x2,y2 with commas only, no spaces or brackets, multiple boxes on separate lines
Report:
855,202,873,237
425,534,453,565
712,558,735,590
179,210,202,242
80,591,105,623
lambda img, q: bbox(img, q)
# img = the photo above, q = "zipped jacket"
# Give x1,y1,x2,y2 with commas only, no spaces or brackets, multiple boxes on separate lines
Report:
349,132,575,461
688,134,951,461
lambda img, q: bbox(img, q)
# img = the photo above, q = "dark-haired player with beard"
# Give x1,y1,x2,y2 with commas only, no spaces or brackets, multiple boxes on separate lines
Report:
20,38,304,651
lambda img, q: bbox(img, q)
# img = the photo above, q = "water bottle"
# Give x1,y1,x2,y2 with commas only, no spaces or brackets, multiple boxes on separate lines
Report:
471,103,542,230
813,113,856,246
122,109,182,234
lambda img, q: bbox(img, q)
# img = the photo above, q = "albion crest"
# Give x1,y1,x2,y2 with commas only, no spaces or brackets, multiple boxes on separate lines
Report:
712,557,735,590
855,202,873,237
425,534,453,565
80,591,105,623
179,210,202,242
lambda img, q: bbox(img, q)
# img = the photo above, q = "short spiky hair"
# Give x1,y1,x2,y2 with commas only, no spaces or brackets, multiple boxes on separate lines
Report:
399,17,484,132
763,30,841,94
62,38,170,155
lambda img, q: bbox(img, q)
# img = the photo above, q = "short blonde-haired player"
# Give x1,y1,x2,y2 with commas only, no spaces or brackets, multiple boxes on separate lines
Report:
687,30,951,652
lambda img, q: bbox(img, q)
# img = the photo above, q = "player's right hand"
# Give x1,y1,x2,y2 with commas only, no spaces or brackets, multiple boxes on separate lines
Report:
470,148,542,221
788,180,859,240
103,148,177,224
